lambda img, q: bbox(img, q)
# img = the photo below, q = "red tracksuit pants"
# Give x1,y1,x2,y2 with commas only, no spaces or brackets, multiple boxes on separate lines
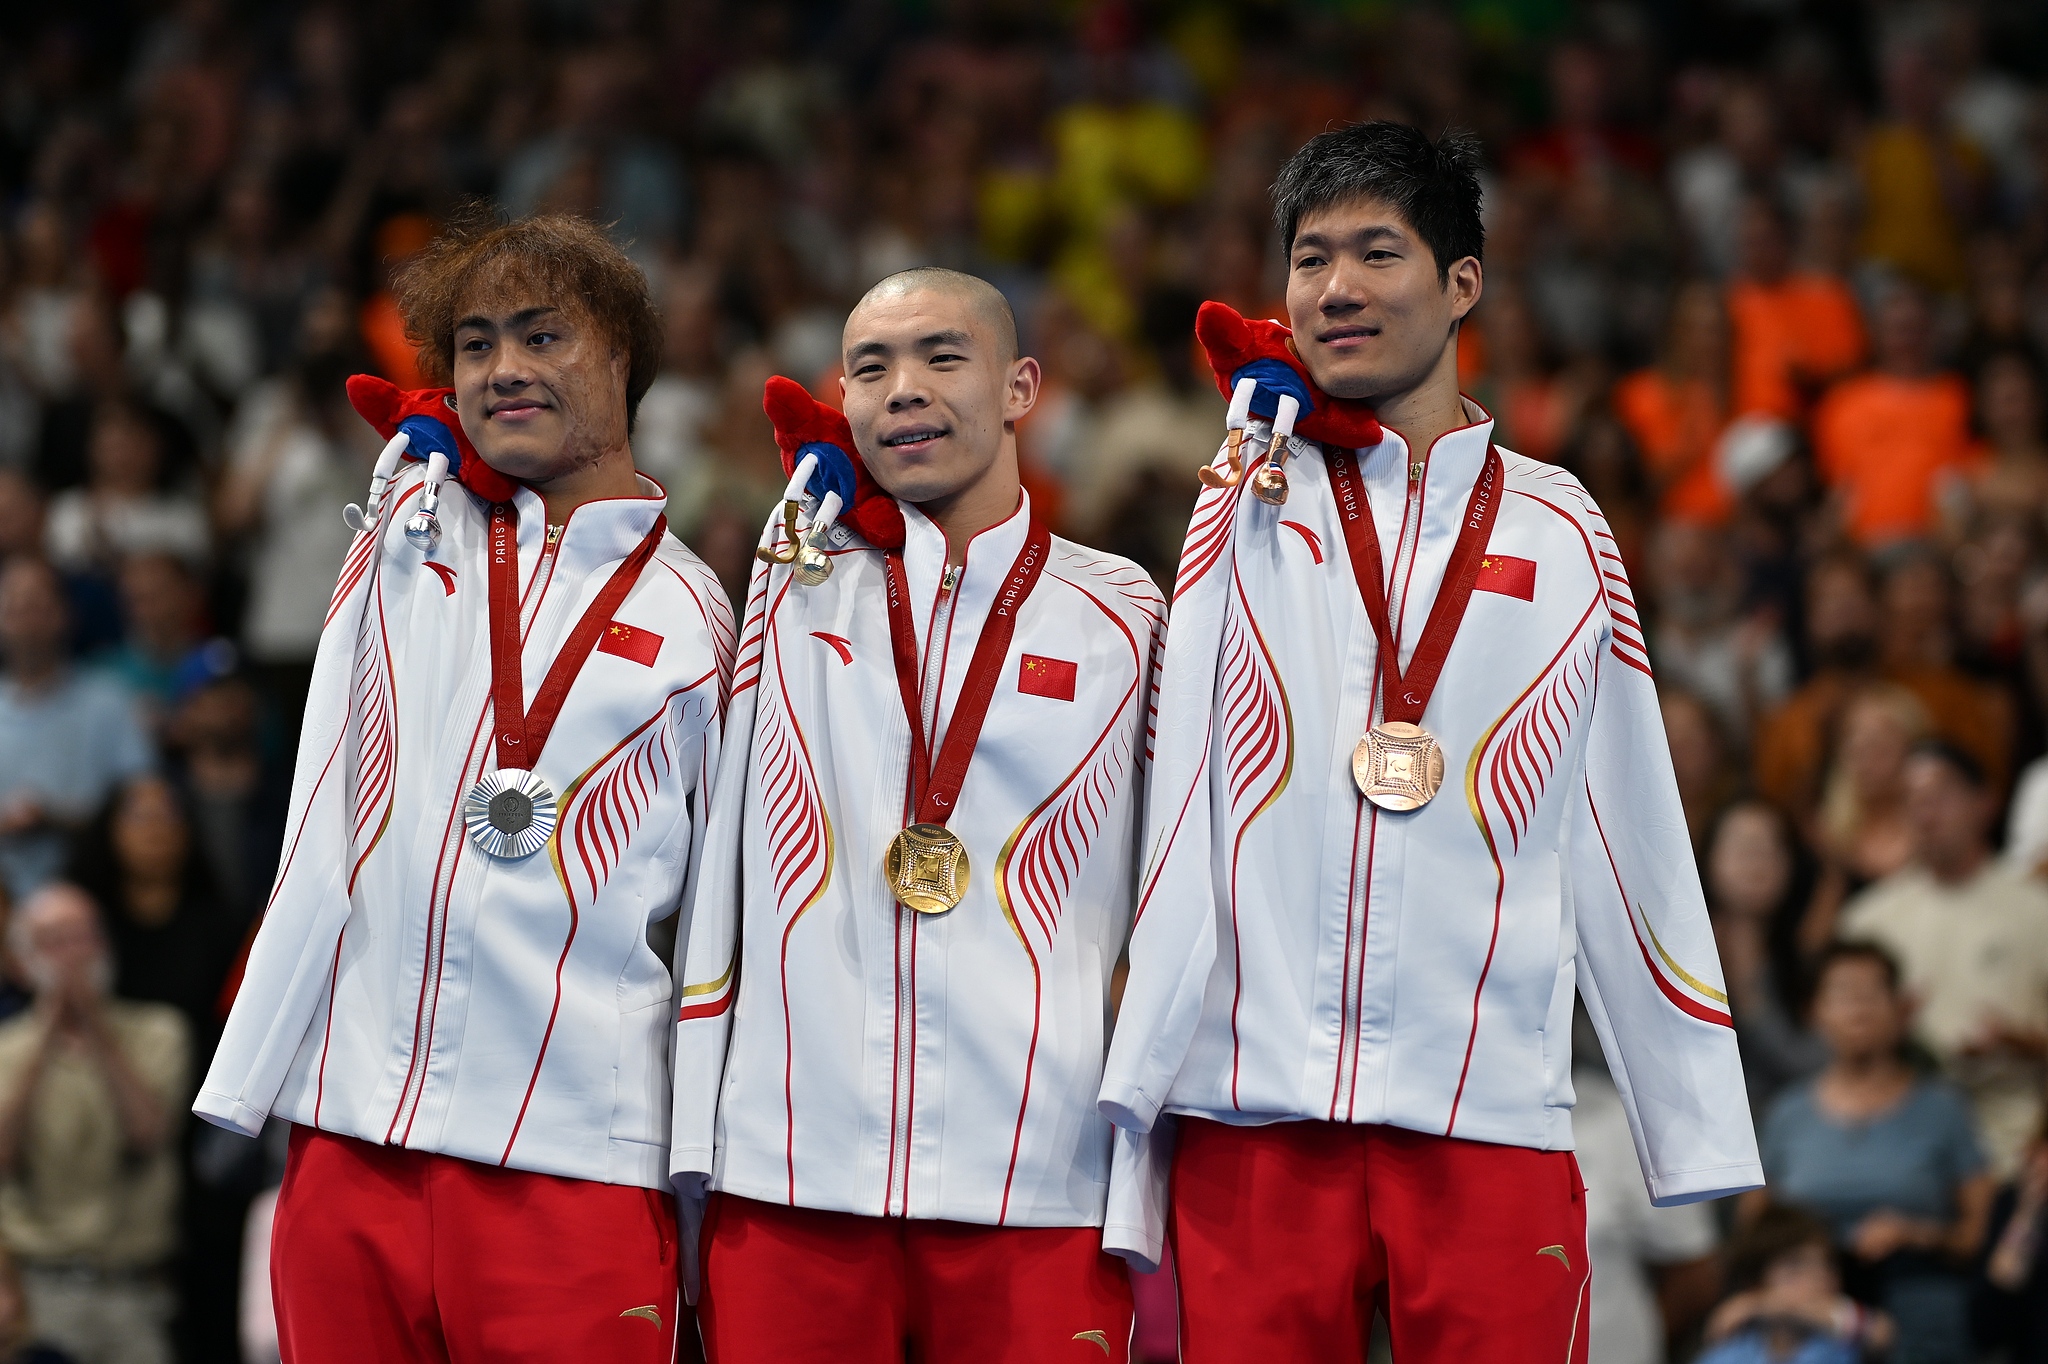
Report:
270,1127,682,1364
698,1193,1135,1363
1172,1117,1591,1364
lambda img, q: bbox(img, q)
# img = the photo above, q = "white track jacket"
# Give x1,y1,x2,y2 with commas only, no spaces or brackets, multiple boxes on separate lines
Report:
674,494,1165,1254
1102,404,1760,1265
195,473,733,1190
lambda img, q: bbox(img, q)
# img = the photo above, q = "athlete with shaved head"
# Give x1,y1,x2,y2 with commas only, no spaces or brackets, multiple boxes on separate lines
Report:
673,269,1165,1362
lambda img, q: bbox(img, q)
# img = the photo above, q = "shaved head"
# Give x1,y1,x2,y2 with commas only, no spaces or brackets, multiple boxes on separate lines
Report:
852,268,1018,361
838,267,1041,546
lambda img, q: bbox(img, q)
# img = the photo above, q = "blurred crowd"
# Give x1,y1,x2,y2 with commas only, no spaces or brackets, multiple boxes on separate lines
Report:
4,0,2048,1361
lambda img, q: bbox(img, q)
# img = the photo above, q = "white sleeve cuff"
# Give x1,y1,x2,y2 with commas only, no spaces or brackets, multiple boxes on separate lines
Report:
1102,1220,1164,1275
192,1090,267,1138
1647,1161,1765,1207
1097,1081,1161,1133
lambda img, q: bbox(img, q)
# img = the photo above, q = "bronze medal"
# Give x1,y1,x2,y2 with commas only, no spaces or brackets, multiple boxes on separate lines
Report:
883,822,971,914
1250,460,1289,505
1351,721,1445,811
1326,445,1506,817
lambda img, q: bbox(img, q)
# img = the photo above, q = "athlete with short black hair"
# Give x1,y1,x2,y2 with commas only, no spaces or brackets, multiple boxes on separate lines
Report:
1105,121,1762,1363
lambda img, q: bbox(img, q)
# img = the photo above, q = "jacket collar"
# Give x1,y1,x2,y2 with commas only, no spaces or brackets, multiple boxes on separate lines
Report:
897,489,1032,650
506,472,667,578
898,488,1030,575
1354,396,1495,548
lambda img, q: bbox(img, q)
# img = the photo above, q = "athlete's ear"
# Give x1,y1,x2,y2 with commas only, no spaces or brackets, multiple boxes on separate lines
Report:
1447,256,1483,325
1004,355,1041,425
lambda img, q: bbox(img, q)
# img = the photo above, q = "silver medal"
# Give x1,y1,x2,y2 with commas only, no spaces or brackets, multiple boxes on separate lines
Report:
463,767,558,859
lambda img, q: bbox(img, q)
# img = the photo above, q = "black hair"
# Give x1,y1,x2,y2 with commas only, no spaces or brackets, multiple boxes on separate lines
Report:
1973,349,2046,444
65,776,223,947
1810,939,1903,995
1906,737,1987,791
1271,122,1485,282
1725,1203,1835,1291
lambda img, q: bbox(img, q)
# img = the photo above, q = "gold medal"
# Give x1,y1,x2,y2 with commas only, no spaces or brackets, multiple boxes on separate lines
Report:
880,522,1050,919
1352,721,1445,812
884,822,970,914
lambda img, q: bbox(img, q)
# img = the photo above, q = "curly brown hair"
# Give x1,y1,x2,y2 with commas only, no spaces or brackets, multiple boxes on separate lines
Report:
392,206,663,429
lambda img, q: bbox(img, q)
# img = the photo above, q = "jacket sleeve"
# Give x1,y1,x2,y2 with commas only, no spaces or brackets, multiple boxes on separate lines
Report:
193,499,407,1135
655,555,739,1306
663,551,735,1000
1101,585,1171,1267
1098,473,1243,1132
1567,581,1762,1206
669,549,770,1196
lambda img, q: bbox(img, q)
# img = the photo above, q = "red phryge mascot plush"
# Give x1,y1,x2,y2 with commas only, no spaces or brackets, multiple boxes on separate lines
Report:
758,376,904,585
342,374,520,546
1193,300,1384,505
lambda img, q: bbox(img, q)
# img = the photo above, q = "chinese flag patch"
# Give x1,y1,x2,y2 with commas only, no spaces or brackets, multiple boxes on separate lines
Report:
1474,554,1537,601
598,621,662,666
1017,654,1076,701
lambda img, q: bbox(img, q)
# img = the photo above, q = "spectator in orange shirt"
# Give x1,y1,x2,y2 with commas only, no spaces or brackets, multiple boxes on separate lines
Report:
1811,283,1977,546
1614,280,1735,524
1726,194,1866,420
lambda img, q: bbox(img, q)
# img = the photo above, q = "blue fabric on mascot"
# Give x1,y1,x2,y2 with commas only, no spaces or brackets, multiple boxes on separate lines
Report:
796,440,858,510
397,411,467,472
1230,357,1315,421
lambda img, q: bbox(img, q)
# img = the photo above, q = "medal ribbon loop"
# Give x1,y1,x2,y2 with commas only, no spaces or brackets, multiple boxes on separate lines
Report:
1325,445,1504,727
486,502,667,773
882,517,1053,827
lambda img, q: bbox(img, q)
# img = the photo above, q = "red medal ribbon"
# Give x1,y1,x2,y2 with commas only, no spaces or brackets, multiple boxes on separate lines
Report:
883,517,1053,826
1325,445,1504,726
486,502,667,772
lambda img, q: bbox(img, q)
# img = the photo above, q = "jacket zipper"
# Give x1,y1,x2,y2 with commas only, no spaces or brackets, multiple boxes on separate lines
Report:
890,558,960,1214
1338,454,1425,1117
1385,456,1427,662
393,520,565,1141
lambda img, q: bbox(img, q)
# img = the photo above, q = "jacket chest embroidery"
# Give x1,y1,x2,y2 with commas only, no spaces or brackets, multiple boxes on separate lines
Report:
810,632,854,665
1474,554,1536,601
1018,654,1077,701
597,621,662,666
1279,520,1325,563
